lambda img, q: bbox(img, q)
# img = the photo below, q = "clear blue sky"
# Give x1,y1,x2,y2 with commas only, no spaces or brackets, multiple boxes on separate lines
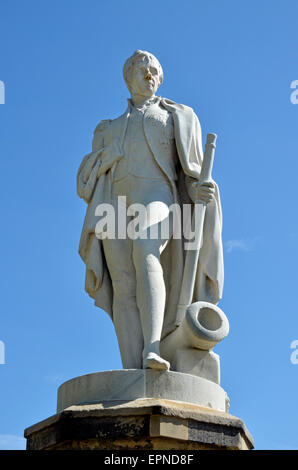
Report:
0,0,298,450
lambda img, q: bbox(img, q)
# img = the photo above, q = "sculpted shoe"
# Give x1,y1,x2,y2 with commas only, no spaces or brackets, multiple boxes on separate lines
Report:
143,352,170,371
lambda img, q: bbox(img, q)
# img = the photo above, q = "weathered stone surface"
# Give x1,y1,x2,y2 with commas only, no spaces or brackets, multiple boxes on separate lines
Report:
78,49,227,376
170,349,220,384
57,370,229,413
24,398,254,450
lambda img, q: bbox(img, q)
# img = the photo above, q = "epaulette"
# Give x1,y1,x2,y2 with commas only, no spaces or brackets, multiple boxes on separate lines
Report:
94,119,111,133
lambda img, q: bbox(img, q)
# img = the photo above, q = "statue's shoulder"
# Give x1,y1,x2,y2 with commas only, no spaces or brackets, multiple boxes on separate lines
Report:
94,119,112,134
92,119,112,151
161,97,201,134
161,97,195,116
95,108,128,131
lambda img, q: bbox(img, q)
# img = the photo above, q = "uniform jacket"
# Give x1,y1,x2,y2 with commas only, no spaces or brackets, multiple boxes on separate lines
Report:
77,97,224,338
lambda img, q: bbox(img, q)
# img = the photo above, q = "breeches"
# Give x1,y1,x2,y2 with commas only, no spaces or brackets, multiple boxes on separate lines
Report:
102,174,175,289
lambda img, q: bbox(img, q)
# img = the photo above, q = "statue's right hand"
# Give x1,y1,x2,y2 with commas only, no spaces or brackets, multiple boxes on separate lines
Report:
98,138,124,177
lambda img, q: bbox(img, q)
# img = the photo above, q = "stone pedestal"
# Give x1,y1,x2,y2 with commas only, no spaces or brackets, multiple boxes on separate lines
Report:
56,369,229,413
24,370,254,450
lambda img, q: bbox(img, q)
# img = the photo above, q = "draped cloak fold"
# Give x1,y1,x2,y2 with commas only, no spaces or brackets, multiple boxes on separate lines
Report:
77,98,224,338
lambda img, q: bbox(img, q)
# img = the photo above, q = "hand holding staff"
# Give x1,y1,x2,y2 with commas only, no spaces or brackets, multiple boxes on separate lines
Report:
176,133,217,324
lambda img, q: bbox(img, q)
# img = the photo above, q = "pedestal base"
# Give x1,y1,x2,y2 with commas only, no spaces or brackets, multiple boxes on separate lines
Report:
56,370,229,413
24,398,254,450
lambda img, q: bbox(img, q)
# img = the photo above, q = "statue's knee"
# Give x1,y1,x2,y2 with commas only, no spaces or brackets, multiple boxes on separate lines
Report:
112,276,135,298
132,239,162,273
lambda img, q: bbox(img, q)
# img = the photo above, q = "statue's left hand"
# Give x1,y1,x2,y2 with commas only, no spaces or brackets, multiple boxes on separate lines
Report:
190,181,215,204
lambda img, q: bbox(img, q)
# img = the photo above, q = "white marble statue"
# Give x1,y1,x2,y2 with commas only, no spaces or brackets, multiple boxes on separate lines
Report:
77,50,228,376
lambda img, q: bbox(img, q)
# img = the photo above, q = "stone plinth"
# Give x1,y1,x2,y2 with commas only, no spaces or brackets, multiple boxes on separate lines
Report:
57,370,229,413
24,398,254,450
24,370,253,450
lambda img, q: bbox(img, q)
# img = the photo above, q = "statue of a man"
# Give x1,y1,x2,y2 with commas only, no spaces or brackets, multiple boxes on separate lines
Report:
77,50,224,371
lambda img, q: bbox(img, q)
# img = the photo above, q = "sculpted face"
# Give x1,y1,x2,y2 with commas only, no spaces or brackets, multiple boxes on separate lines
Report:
129,58,160,98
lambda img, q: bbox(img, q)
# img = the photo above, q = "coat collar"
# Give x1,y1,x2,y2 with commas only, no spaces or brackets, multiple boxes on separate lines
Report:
126,95,161,112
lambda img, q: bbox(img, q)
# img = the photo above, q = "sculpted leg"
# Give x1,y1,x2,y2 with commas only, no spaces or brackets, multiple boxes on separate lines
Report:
130,184,173,370
102,238,143,369
132,239,170,371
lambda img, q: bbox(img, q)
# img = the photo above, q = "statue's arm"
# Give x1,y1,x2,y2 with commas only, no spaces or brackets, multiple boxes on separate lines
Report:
77,120,109,203
92,119,110,152
93,120,124,179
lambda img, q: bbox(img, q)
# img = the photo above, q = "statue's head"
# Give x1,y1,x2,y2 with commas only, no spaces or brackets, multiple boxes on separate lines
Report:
123,50,163,98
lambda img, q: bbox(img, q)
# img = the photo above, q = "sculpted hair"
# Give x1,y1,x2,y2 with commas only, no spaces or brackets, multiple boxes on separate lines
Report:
123,50,164,91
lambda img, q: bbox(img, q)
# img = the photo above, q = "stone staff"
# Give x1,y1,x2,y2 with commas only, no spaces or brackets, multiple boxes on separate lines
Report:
177,133,218,324
161,133,229,360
